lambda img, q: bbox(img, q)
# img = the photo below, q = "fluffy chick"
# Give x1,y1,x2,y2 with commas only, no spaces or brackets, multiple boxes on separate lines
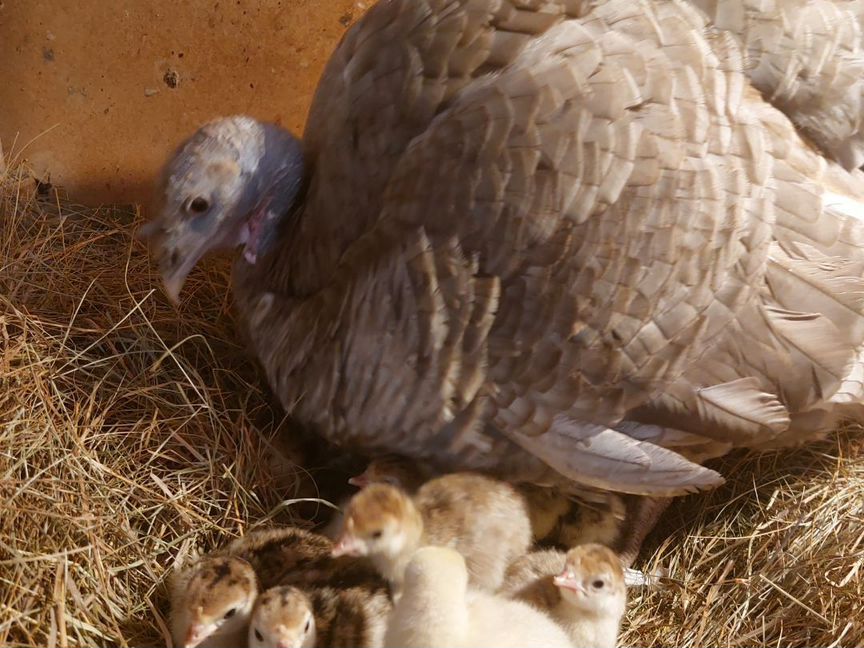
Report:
321,455,430,541
350,458,573,545
554,494,626,549
501,544,626,648
348,454,434,493
333,474,532,593
384,546,573,648
249,584,391,648
170,527,386,647
217,526,385,591
518,484,574,542
169,556,258,648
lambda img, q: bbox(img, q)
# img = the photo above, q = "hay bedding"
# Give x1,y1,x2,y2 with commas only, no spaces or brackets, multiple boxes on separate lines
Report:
0,155,862,647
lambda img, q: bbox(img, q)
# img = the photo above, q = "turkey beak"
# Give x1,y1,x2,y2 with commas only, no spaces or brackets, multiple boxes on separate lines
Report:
145,225,213,304
162,261,192,305
160,233,216,305
553,571,586,595
331,534,363,557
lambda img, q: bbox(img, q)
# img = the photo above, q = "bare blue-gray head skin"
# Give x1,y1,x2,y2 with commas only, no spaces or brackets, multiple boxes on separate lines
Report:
141,115,304,302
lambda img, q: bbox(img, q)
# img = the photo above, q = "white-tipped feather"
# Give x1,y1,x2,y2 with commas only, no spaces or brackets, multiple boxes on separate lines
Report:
823,192,864,224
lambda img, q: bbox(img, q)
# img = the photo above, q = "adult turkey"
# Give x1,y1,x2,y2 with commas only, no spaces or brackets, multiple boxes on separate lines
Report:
142,0,864,562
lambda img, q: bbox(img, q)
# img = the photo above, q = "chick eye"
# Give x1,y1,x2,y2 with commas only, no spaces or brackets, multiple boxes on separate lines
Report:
383,477,398,486
186,196,210,214
371,530,383,539
304,619,311,633
223,607,237,619
254,628,264,641
592,580,605,589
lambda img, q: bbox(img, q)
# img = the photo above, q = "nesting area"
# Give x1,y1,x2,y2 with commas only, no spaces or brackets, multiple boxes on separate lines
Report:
1,157,863,647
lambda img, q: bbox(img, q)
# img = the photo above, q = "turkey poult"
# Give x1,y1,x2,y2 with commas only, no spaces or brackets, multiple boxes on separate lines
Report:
501,545,627,648
333,474,532,593
248,584,391,648
384,546,574,648
169,556,258,648
143,0,864,562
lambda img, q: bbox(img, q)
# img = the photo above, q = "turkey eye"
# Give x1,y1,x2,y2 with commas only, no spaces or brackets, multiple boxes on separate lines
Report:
592,580,605,589
224,607,237,619
304,619,311,633
371,530,383,539
187,196,210,214
254,628,263,641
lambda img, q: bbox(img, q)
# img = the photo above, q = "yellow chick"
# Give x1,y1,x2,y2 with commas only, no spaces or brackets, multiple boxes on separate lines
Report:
248,584,391,648
169,556,258,648
349,457,575,545
333,473,532,593
321,455,432,540
384,546,573,648
501,544,627,648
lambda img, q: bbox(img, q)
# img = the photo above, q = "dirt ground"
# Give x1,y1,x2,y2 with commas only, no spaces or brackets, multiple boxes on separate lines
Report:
0,0,362,207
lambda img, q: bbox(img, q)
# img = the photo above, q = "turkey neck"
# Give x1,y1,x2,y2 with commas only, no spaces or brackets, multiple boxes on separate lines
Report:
236,129,395,301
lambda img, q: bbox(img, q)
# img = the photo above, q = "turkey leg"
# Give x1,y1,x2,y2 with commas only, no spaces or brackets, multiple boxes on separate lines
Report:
617,495,672,567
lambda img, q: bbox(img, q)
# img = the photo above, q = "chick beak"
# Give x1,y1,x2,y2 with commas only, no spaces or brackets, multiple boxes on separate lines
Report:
331,534,363,557
183,622,216,648
347,473,369,488
553,571,586,595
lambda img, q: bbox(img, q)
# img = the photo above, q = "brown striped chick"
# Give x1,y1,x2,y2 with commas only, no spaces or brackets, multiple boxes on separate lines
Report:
555,494,626,550
217,526,385,592
501,544,626,648
169,556,258,648
384,546,573,648
170,527,386,647
347,454,434,493
249,584,391,648
333,474,532,594
518,484,574,542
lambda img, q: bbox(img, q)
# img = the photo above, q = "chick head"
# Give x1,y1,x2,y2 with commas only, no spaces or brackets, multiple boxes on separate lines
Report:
332,484,420,559
348,455,423,490
553,543,626,618
180,556,258,647
248,586,316,648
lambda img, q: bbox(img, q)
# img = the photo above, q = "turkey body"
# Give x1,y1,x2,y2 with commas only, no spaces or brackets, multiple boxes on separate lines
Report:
149,0,864,538
689,0,864,170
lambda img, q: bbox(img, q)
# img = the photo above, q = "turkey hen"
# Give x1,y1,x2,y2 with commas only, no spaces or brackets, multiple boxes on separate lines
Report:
142,0,864,561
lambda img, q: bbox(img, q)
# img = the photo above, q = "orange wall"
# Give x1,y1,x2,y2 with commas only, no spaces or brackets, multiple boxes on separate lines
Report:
0,0,360,208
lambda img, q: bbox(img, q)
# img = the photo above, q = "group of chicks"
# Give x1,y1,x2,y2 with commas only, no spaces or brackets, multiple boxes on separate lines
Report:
169,456,635,648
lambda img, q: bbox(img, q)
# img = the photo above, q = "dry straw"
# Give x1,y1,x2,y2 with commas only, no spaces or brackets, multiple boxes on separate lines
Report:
1,157,862,647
